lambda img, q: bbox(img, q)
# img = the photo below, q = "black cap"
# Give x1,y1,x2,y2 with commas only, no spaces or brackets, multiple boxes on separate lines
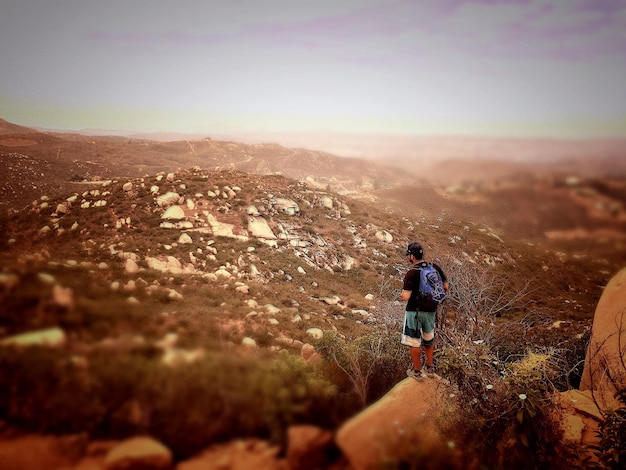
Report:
406,242,424,259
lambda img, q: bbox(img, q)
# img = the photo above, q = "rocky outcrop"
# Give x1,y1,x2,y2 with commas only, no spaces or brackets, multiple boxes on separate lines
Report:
336,377,460,469
556,389,603,455
580,266,626,409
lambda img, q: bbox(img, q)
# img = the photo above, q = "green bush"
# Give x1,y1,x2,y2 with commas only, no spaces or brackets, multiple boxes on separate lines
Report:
589,389,626,470
0,347,340,459
316,330,408,406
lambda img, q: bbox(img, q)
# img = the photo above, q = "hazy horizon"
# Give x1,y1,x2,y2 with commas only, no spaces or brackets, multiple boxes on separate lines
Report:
11,118,621,164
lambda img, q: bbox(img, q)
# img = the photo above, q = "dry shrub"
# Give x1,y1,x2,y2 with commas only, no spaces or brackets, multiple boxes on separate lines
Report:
0,347,340,459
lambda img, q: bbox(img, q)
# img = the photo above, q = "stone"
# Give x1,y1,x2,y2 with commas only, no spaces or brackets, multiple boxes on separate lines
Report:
320,295,341,305
0,327,66,348
374,230,393,243
156,191,181,208
287,425,335,470
122,182,133,192
248,216,276,239
52,285,74,309
236,284,250,294
247,205,260,216
336,378,458,469
177,439,285,470
103,436,172,470
242,337,257,348
215,268,231,278
178,233,193,244
167,289,183,301
37,272,56,284
272,197,299,215
56,203,69,215
162,205,185,220
265,304,281,315
306,328,323,340
301,343,317,361
125,258,139,274
0,273,19,290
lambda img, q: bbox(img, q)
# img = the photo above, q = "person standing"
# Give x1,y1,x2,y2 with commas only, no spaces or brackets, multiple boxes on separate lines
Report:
401,242,449,378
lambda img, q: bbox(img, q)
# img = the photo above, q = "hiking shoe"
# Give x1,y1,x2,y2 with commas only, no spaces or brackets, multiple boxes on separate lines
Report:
406,368,421,379
420,366,429,378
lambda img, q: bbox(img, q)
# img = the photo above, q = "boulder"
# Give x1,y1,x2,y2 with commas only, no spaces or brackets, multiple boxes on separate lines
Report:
272,198,299,215
248,216,276,239
286,425,335,470
0,327,66,348
580,266,626,408
103,436,172,470
125,258,139,274
156,191,181,208
178,233,193,244
177,439,285,470
336,377,459,469
52,285,74,309
306,328,323,340
374,230,393,243
556,389,603,447
161,205,185,220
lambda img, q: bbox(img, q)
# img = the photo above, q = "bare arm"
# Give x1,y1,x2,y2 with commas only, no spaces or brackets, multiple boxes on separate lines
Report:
401,289,412,302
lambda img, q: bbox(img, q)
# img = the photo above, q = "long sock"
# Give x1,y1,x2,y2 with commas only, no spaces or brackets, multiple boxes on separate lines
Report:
410,347,421,371
424,345,434,367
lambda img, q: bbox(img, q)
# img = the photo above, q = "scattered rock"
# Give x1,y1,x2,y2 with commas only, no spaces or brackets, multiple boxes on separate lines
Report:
306,328,323,340
162,205,186,220
125,258,139,274
103,436,172,470
287,425,335,470
242,337,257,349
0,327,66,348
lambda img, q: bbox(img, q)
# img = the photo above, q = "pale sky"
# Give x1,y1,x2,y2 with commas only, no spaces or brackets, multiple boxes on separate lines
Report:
1,0,626,138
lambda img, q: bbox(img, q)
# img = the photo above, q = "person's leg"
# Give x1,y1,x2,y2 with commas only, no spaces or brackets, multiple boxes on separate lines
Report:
419,311,436,367
410,346,422,371
423,340,434,367
401,311,422,373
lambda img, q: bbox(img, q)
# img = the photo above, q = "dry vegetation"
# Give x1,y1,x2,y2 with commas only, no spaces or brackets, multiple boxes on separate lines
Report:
1,119,626,468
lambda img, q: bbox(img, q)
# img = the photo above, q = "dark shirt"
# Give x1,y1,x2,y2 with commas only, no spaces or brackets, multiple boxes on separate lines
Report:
403,261,447,312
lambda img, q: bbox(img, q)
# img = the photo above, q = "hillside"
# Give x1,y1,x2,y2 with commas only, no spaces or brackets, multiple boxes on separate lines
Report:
1,121,626,468
0,122,408,213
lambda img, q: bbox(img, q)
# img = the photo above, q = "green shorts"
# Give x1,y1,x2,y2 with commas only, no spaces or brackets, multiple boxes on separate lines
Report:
401,310,436,347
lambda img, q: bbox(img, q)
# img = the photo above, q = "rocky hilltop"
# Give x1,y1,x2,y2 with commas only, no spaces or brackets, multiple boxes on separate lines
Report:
0,119,407,213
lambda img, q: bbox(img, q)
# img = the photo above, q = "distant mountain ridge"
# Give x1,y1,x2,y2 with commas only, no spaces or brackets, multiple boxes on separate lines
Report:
0,119,407,212
0,118,42,135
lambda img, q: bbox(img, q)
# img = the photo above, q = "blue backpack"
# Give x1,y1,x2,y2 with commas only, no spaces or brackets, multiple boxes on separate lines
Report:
414,263,446,310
